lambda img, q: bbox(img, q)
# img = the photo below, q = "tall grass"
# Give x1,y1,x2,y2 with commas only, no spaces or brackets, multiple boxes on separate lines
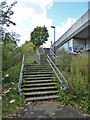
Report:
56,50,89,114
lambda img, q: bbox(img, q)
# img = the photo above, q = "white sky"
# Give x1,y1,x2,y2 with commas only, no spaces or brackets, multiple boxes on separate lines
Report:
4,0,78,48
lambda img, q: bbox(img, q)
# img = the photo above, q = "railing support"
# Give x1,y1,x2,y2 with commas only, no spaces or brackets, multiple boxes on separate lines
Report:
36,49,40,63
47,54,68,90
18,54,25,96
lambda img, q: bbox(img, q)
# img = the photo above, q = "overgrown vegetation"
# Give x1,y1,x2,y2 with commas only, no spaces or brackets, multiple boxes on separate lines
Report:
1,0,89,117
2,41,36,118
2,82,24,118
56,49,89,114
0,1,37,118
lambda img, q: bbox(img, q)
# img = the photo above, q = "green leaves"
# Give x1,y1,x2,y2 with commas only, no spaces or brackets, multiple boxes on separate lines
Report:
30,26,49,48
0,1,20,47
0,1,17,27
2,82,24,117
57,49,89,114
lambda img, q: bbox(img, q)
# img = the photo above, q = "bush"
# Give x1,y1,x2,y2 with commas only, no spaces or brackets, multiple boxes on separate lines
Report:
2,41,36,117
2,45,22,71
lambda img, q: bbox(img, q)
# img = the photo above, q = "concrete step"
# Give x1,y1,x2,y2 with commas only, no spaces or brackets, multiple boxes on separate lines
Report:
22,83,57,88
23,74,54,78
24,77,54,81
24,65,48,68
24,80,57,84
23,72,54,75
25,68,49,70
24,64,48,66
25,64,43,66
24,69,51,72
25,95,59,101
24,90,59,96
24,68,49,70
24,69,49,72
21,55,59,102
22,86,58,92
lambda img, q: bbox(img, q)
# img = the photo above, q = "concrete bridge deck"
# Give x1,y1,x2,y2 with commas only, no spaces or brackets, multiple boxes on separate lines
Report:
54,10,90,52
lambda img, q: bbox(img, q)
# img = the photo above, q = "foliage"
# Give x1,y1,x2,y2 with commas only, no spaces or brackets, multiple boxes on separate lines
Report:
2,40,35,81
2,31,20,45
2,63,21,84
2,40,37,117
2,82,24,118
21,41,35,56
2,41,36,117
30,26,49,48
2,63,25,118
0,0,20,45
2,44,22,71
0,0,17,27
1,1,37,118
56,49,89,114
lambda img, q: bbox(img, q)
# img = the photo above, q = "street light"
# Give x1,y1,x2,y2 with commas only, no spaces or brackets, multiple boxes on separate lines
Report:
51,26,55,57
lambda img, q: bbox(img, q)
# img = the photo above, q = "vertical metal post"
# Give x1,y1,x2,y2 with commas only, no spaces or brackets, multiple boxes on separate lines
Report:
51,26,55,57
54,27,55,57
36,49,40,64
54,28,55,80
51,26,56,80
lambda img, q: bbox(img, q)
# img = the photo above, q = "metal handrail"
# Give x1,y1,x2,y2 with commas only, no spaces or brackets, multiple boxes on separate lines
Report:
36,49,40,63
18,54,25,95
47,54,68,90
50,48,57,61
47,59,62,84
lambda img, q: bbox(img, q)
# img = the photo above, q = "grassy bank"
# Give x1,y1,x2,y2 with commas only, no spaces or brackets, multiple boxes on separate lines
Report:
2,63,24,118
56,50,89,114
2,41,36,118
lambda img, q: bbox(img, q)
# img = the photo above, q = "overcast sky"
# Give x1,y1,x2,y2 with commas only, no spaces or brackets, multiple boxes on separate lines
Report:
4,0,89,47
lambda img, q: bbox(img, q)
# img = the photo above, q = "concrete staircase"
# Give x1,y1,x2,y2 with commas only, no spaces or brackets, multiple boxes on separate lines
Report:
21,55,59,102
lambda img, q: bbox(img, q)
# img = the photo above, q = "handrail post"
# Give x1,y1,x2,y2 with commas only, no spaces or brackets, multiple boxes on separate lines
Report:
54,71,56,81
18,54,25,96
53,54,56,81
36,49,40,64
50,49,56,81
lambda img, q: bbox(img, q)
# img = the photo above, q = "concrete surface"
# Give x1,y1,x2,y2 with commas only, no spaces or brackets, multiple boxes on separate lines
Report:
12,102,90,119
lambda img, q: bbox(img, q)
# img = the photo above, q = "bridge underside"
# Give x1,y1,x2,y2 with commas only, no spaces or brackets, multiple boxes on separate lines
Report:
54,10,90,54
56,24,90,51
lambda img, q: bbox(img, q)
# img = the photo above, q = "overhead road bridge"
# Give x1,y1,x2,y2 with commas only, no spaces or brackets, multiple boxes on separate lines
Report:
54,10,90,53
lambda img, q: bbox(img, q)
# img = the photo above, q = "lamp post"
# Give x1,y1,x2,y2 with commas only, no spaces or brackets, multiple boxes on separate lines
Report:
51,26,55,57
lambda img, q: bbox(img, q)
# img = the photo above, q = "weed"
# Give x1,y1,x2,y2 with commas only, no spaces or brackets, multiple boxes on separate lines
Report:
2,63,21,84
2,83,24,118
57,49,89,114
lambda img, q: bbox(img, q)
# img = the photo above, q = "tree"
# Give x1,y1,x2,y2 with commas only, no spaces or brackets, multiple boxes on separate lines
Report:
2,31,20,45
21,41,35,55
0,1,20,45
0,1,21,71
30,26,49,48
0,1,17,27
